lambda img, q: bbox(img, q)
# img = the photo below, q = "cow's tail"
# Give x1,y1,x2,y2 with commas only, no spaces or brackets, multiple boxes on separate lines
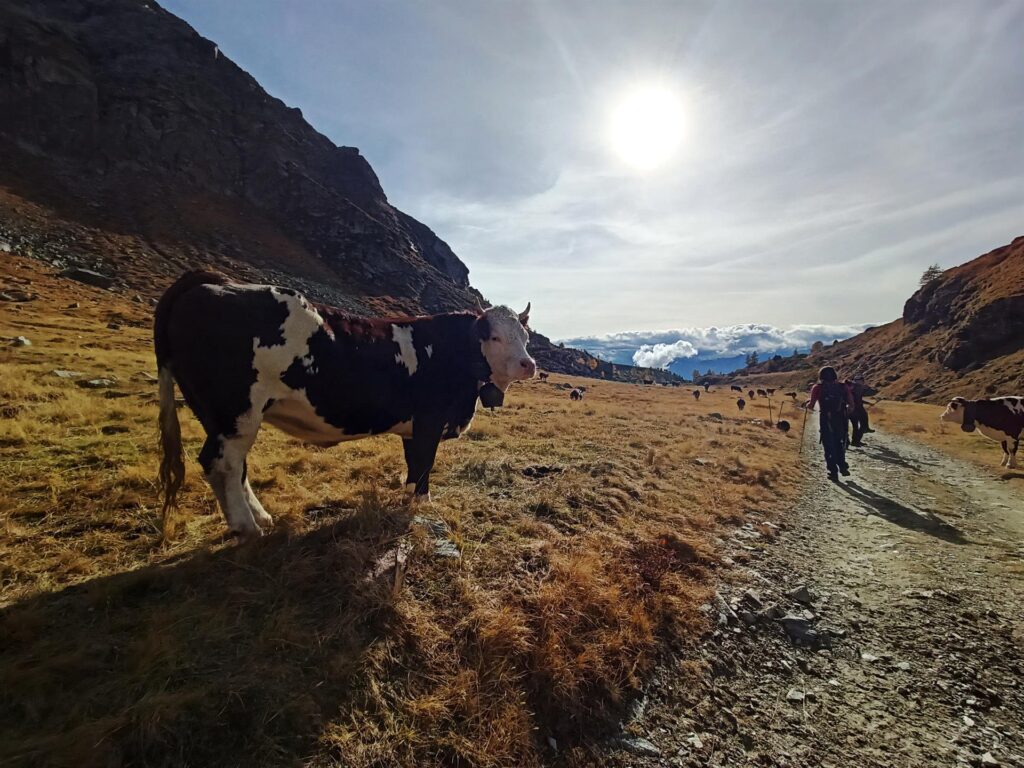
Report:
157,365,185,539
154,270,227,539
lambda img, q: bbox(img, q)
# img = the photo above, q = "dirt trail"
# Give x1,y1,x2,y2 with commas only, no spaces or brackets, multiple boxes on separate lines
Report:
609,421,1024,767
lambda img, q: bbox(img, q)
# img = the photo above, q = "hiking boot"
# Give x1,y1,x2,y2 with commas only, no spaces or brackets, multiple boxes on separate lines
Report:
840,466,851,477
828,470,839,482
864,428,876,433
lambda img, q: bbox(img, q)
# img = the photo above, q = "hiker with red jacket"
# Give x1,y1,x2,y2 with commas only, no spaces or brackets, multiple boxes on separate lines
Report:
805,366,856,482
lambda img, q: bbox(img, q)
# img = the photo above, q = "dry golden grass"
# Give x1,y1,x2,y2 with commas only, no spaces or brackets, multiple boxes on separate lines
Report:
1,260,803,767
870,400,1017,470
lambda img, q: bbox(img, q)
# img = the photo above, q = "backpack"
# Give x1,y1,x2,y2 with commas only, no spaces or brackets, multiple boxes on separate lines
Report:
819,382,848,418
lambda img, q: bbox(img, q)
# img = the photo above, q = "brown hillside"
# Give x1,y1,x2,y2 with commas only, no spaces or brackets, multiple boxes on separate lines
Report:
738,235,1024,403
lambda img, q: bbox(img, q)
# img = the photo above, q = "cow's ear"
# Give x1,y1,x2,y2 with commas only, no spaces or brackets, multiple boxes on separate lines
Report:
518,302,531,327
476,314,491,340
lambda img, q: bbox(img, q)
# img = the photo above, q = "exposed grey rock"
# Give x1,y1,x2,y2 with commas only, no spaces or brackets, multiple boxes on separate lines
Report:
12,336,31,346
52,369,84,378
788,584,817,605
0,289,36,302
618,736,661,757
412,515,461,559
786,688,805,702
76,378,118,389
60,268,115,289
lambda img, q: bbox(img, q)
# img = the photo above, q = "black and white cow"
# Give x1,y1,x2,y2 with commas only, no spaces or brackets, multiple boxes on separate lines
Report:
730,385,743,393
155,271,535,540
940,396,1024,469
692,389,701,400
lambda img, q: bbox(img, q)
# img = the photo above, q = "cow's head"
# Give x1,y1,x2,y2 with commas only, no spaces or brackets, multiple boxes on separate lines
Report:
940,397,975,432
476,303,536,392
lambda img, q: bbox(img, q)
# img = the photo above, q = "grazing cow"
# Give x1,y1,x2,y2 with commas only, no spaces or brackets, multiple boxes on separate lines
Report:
538,372,549,380
766,388,776,396
786,391,798,401
748,390,756,399
737,398,746,411
155,271,535,540
756,388,767,398
730,385,742,393
692,389,701,400
940,396,1024,468
777,420,791,432
570,388,584,401
703,383,710,392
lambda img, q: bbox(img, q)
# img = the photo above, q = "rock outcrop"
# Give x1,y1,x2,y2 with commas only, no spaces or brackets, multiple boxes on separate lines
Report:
0,0,471,312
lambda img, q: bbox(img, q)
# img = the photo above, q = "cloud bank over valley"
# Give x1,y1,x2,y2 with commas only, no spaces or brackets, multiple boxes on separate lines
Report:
562,322,876,375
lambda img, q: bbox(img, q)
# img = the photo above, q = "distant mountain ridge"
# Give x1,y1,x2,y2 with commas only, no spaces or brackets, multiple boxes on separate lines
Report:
737,235,1024,402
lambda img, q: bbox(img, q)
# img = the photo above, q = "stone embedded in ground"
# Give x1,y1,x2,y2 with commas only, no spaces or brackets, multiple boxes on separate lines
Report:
786,688,805,702
788,584,816,605
686,733,704,749
896,661,911,671
979,752,1000,766
0,289,36,302
76,378,118,388
52,369,84,378
12,336,31,346
741,589,764,609
713,592,739,626
101,425,130,435
412,515,461,559
779,615,831,648
861,652,880,663
60,268,115,289
618,736,661,757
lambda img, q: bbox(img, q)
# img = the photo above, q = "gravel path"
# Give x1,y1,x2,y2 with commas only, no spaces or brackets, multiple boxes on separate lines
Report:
607,421,1024,768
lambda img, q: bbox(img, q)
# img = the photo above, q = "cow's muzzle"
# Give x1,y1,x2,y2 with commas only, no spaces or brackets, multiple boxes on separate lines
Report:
961,420,976,433
479,383,504,409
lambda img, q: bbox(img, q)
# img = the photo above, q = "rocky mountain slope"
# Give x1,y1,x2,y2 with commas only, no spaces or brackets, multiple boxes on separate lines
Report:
737,235,1024,402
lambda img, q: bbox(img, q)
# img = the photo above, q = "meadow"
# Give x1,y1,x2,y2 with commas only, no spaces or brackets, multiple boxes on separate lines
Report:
1,260,802,767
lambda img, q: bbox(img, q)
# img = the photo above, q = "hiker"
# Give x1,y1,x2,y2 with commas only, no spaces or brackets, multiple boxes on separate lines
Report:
805,366,855,482
847,375,872,446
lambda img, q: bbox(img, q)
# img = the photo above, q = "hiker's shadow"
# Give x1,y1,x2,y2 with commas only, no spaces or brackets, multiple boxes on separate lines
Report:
840,481,966,544
0,506,413,766
858,442,926,473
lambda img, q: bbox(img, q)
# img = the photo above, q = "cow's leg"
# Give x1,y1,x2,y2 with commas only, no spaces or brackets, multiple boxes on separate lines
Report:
403,424,443,502
199,428,262,540
242,461,273,528
1000,440,1010,467
1009,439,1019,469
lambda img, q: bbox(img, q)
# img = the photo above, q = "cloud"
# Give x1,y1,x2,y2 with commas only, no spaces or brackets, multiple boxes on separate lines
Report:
632,340,698,369
566,322,875,367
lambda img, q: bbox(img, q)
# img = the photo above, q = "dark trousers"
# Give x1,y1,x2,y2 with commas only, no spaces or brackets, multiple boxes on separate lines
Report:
820,414,848,474
850,406,869,445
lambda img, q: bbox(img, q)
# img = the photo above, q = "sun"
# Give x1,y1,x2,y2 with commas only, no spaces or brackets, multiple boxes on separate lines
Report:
608,84,686,171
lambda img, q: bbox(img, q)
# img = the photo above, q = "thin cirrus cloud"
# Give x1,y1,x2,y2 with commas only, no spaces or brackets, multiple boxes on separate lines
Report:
162,1,1024,340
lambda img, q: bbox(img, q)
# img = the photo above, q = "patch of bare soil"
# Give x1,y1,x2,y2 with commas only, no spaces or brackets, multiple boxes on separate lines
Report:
603,422,1024,767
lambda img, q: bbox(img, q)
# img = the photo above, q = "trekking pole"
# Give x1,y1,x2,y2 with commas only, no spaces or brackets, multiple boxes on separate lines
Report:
798,401,810,456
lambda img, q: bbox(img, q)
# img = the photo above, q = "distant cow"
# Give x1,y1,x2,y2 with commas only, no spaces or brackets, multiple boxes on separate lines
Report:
737,398,746,411
756,388,767,398
748,390,756,399
570,388,584,401
154,271,535,540
538,372,549,380
730,385,742,393
940,396,1024,468
692,390,701,400
766,388,776,396
786,391,798,401
703,383,710,392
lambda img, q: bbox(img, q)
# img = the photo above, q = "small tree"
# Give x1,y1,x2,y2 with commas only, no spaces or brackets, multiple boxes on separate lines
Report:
811,341,824,353
692,368,701,383
919,263,943,287
745,351,759,367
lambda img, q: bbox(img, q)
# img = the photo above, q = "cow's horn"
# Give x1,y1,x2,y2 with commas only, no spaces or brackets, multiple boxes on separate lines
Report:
519,302,531,325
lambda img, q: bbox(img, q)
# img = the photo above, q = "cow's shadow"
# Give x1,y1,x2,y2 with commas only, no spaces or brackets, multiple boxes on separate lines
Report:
0,506,412,767
840,481,967,545
998,471,1024,482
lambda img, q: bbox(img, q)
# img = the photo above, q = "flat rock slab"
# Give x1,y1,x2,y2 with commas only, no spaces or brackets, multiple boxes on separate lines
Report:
60,268,115,289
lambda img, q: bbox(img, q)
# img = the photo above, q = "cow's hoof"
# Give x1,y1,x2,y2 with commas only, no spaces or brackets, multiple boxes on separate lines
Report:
230,526,264,544
407,492,432,506
254,511,274,528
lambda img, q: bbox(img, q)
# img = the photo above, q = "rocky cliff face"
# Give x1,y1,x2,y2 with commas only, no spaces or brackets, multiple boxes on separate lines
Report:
902,236,1024,371
0,0,471,312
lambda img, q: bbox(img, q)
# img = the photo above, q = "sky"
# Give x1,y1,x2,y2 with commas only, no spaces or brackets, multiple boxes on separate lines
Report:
163,0,1024,370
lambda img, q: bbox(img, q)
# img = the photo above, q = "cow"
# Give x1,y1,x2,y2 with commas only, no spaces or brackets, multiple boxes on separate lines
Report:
940,396,1024,468
703,383,710,392
692,389,701,400
154,271,536,540
737,398,746,411
766,388,776,396
786,391,798,401
748,390,756,399
730,385,742,393
756,388,767,398
570,388,584,401
538,372,549,380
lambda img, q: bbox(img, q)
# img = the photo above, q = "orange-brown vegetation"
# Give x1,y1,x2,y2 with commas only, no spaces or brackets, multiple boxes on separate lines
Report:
1,260,802,767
